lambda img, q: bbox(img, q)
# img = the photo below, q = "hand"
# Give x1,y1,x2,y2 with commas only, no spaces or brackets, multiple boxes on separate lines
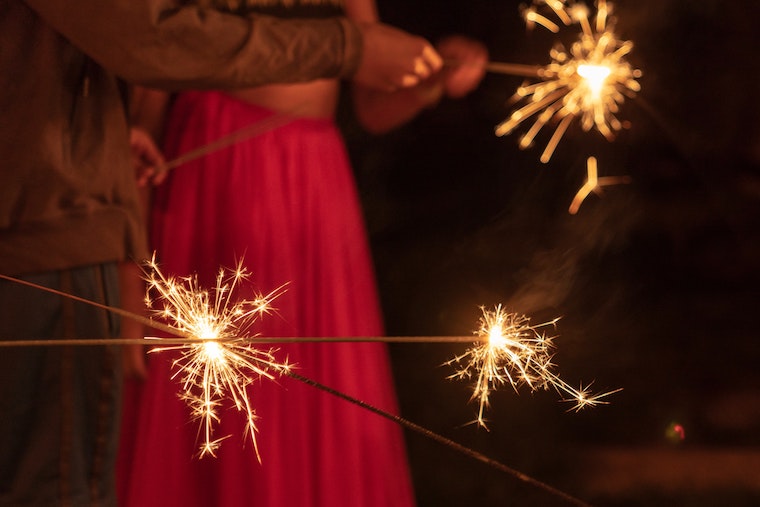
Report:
436,35,488,99
129,127,167,186
353,23,443,92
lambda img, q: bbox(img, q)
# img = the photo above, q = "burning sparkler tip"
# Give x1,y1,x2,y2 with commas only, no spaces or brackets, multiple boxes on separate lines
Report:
449,305,617,425
498,0,641,162
563,385,623,412
142,258,290,458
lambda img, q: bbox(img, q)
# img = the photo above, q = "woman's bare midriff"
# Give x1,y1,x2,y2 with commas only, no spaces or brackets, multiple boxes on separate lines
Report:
225,79,340,118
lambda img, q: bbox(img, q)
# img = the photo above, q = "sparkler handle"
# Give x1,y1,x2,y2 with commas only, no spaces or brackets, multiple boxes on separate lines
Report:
164,111,295,171
484,61,547,78
442,58,546,78
0,273,183,339
286,369,592,507
0,336,486,347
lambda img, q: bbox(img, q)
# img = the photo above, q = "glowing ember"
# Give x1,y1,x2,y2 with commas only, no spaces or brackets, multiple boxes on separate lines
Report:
497,0,641,162
576,64,611,96
448,305,619,427
143,255,289,459
568,156,631,214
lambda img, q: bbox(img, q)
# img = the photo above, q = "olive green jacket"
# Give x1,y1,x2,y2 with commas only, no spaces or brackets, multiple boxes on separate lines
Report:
0,0,361,275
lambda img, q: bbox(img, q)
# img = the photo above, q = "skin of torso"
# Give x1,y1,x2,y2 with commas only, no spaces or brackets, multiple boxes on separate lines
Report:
226,79,340,118
202,0,374,121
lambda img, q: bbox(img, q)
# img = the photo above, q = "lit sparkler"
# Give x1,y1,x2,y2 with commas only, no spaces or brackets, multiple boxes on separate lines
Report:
568,156,631,214
448,305,619,427
495,0,641,162
0,270,607,503
142,256,290,459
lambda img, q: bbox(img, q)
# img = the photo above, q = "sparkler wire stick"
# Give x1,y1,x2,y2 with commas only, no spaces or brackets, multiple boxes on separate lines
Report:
0,273,507,349
0,273,182,338
445,58,546,78
1,273,594,505
162,111,294,171
485,61,547,78
0,336,499,347
1,275,620,419
150,103,310,178
283,368,592,507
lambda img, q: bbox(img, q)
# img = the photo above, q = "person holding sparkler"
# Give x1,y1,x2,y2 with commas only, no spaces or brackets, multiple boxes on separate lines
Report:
0,1,450,505
116,2,488,506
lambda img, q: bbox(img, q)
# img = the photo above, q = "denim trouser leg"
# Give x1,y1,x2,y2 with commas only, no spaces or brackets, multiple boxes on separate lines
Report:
0,264,122,507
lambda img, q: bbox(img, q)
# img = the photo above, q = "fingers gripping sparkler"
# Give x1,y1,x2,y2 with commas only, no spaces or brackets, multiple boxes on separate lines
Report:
448,305,620,427
494,0,642,163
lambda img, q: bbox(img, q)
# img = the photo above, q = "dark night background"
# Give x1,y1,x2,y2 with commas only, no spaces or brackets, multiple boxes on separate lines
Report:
339,1,760,505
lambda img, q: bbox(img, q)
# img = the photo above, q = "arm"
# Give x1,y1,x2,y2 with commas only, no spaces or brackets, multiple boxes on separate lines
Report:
346,0,436,132
120,123,168,379
24,0,438,92
129,116,168,186
353,37,488,134
130,87,172,144
346,0,486,134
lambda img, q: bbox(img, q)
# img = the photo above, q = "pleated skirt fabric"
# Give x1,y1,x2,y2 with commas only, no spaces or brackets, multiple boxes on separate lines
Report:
117,91,415,507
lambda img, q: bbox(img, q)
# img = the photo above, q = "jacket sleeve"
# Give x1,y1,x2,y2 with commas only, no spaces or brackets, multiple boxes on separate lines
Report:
23,0,363,90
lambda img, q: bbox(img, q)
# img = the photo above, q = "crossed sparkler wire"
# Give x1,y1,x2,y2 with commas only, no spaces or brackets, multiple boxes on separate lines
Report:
0,264,614,506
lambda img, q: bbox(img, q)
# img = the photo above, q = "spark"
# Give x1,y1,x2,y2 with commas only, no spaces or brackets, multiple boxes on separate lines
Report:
568,156,631,214
143,255,290,459
447,305,619,427
497,0,642,162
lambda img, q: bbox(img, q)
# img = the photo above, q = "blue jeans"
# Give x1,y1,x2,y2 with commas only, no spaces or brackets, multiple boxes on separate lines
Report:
0,264,122,507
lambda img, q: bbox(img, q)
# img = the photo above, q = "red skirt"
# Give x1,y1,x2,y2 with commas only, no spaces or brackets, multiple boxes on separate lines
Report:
118,91,415,507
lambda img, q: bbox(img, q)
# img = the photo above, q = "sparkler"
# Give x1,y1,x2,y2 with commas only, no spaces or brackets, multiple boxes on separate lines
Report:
568,156,631,214
141,256,290,459
2,268,618,434
495,0,642,163
448,305,619,427
0,272,603,504
161,110,294,173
